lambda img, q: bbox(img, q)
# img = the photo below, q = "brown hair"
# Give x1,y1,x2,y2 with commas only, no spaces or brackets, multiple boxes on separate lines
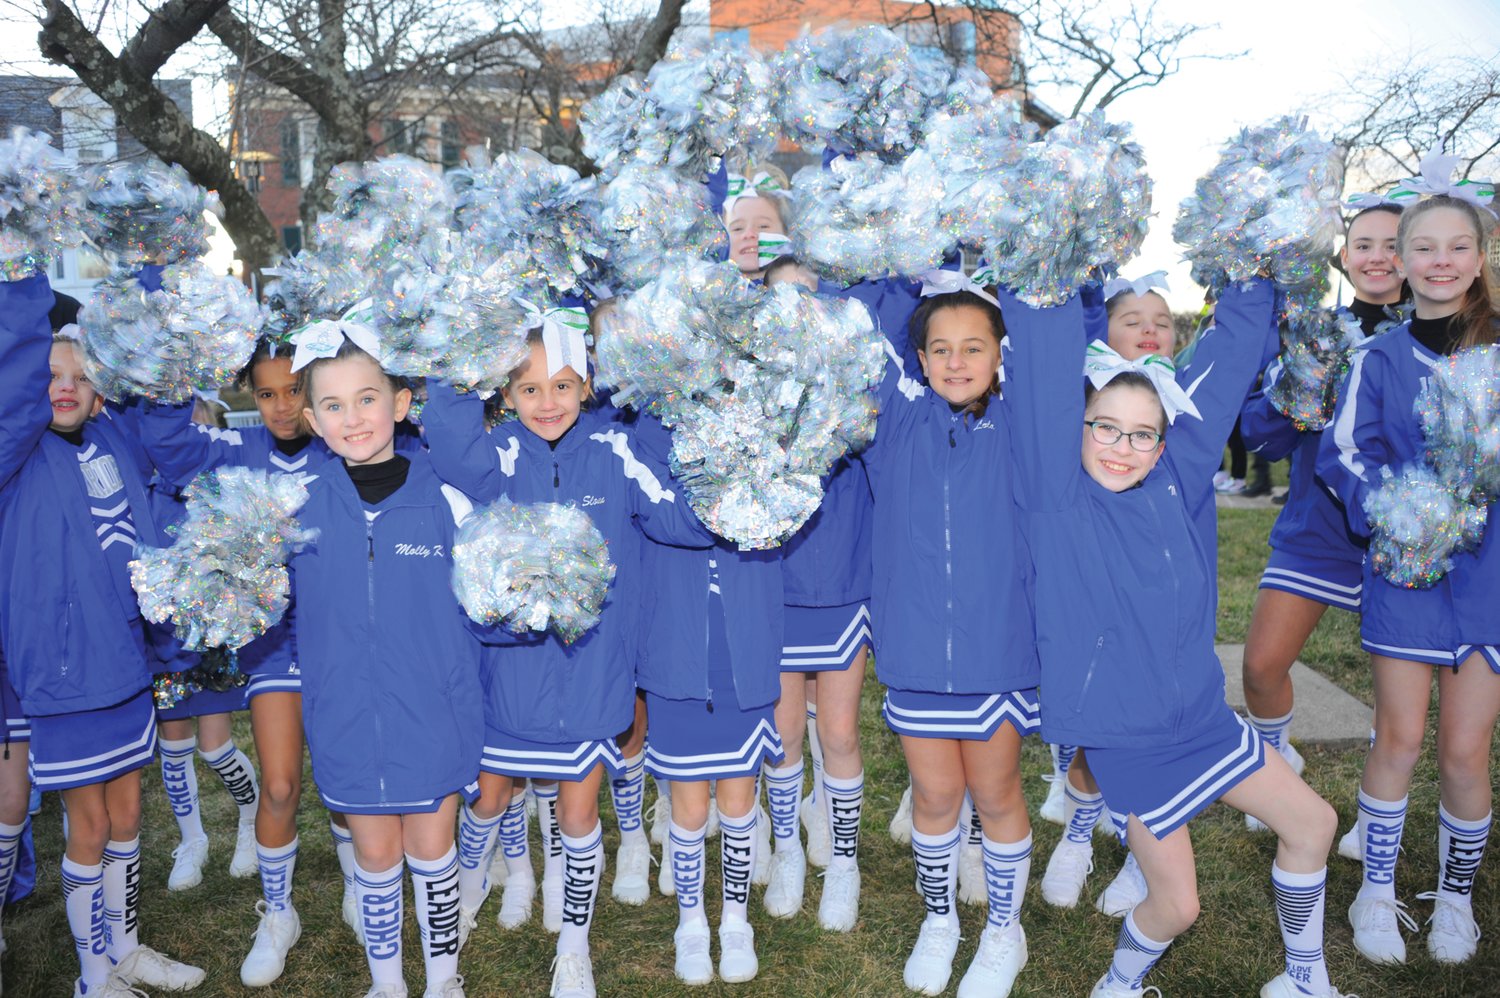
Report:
1103,288,1169,318
1084,372,1168,435
908,291,1006,417
1397,194,1500,349
295,338,405,400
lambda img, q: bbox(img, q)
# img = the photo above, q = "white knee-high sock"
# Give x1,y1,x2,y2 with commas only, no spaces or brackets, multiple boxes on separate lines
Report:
983,833,1032,932
1272,863,1330,994
824,771,864,871
718,809,756,924
558,822,604,956
0,820,24,928
257,837,298,911
764,759,804,853
356,858,405,988
457,804,503,910
1247,710,1294,754
1356,789,1407,900
1436,804,1492,908
499,790,532,879
670,820,708,927
63,857,110,987
159,736,205,844
610,752,647,845
408,847,461,989
911,825,961,929
805,702,824,806
1063,783,1106,846
200,739,259,823
101,837,141,960
1103,910,1173,989
534,784,562,887
1051,743,1077,780
329,820,354,895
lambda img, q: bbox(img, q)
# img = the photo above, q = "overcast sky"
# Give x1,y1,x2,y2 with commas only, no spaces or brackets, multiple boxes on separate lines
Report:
5,0,1498,303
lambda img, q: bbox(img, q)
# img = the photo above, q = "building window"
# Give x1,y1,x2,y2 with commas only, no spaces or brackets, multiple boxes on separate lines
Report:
280,120,301,187
386,118,421,156
714,28,750,49
440,120,462,169
281,226,302,256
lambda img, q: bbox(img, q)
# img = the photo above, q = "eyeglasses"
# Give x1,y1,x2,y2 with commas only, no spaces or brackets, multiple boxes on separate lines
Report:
1085,420,1163,452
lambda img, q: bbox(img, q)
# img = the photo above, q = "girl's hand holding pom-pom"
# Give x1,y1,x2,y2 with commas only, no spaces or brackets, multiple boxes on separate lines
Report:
1363,464,1487,589
452,501,617,644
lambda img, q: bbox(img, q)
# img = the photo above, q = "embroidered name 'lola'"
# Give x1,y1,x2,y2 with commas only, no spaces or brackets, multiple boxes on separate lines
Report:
394,543,445,558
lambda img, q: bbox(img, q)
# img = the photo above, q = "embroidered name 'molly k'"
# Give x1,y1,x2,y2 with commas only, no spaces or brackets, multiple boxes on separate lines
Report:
393,542,445,558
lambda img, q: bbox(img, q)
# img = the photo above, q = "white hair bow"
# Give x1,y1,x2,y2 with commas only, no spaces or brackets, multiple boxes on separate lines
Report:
918,268,1000,309
288,299,382,372
1389,151,1497,217
520,300,590,379
1084,340,1201,424
723,171,786,216
1343,190,1403,212
1102,270,1170,302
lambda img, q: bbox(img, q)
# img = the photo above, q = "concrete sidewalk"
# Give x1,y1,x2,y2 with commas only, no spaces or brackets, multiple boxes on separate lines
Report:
1215,486,1290,511
1217,643,1372,745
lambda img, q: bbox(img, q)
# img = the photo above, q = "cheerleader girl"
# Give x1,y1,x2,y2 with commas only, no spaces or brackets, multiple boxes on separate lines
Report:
1317,193,1500,966
1240,204,1404,841
0,274,204,996
152,398,260,893
724,168,791,280
424,328,711,996
863,280,1038,998
140,338,365,985
1003,277,1349,998
290,330,491,998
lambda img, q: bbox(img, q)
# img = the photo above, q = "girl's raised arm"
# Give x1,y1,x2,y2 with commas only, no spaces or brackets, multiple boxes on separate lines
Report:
137,399,248,486
0,275,59,492
422,378,510,503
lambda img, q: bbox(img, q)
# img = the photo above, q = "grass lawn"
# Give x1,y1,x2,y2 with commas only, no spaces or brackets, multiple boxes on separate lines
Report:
6,507,1495,996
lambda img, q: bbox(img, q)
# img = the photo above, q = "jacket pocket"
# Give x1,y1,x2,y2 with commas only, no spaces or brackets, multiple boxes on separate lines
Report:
1069,631,1110,716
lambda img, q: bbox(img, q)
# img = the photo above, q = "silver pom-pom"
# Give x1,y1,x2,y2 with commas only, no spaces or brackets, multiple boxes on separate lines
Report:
449,148,606,296
773,24,952,159
1417,345,1500,503
0,128,83,281
597,162,727,290
80,260,263,402
582,44,778,182
81,159,214,267
130,468,317,650
1266,308,1369,432
977,112,1151,306
261,250,371,346
318,155,452,264
921,101,1036,245
1172,116,1344,299
1364,464,1487,589
452,500,617,644
789,151,954,286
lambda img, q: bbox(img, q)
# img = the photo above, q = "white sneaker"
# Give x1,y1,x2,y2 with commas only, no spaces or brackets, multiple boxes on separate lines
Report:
818,866,861,932
673,921,713,986
763,848,806,917
1419,892,1481,964
1096,853,1147,918
957,841,986,906
803,792,832,868
549,952,596,998
1216,476,1246,495
657,845,677,897
1246,810,1272,832
1089,974,1162,997
611,836,651,906
751,804,772,887
1348,894,1417,964
424,976,466,998
362,985,409,998
1259,973,1354,998
649,796,670,847
903,918,962,995
74,978,149,998
1039,777,1067,825
457,903,480,952
542,875,564,933
239,901,301,987
113,945,207,991
341,883,364,943
1337,823,1362,861
229,819,258,879
498,870,535,929
1040,840,1094,908
718,918,758,983
1212,470,1230,490
889,785,914,845
956,923,1027,998
167,837,209,892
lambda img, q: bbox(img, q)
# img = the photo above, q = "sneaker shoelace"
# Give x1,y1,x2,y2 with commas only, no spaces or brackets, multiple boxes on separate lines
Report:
916,921,961,957
677,928,711,959
1053,845,1094,879
1358,896,1419,934
552,954,588,988
972,927,1022,969
1417,892,1481,942
821,867,858,903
